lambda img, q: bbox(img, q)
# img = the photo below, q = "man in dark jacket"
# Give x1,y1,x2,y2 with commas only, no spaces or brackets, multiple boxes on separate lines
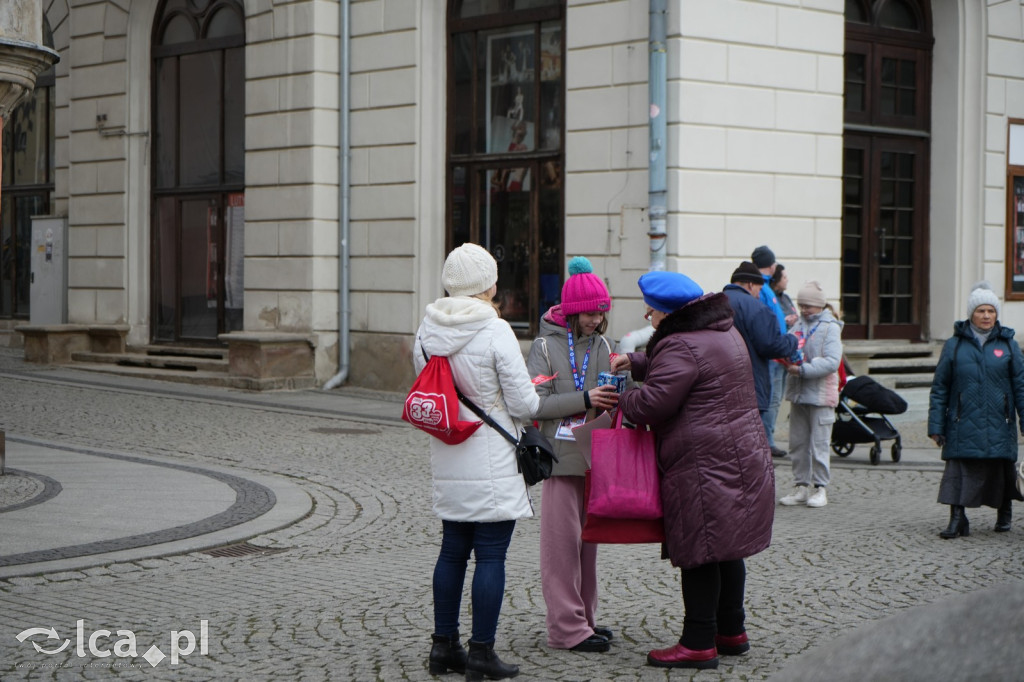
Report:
723,261,799,447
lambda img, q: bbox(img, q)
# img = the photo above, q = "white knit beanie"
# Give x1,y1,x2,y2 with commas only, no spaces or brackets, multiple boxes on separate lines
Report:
442,243,498,297
796,280,827,308
967,281,1000,317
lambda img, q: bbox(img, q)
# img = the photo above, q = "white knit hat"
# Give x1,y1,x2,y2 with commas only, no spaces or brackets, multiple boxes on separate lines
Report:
442,243,498,297
796,280,827,308
967,281,1000,317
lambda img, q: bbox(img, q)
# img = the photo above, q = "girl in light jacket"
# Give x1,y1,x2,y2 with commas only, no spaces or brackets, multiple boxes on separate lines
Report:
414,243,540,681
779,280,844,509
527,257,621,654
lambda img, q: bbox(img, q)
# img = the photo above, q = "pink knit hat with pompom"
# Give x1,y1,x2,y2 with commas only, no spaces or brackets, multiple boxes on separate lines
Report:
560,257,611,316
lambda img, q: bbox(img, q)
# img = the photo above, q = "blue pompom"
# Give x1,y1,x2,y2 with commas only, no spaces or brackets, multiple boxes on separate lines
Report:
568,256,593,276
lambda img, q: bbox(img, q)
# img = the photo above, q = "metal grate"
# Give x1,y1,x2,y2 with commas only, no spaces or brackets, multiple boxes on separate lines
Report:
201,542,288,558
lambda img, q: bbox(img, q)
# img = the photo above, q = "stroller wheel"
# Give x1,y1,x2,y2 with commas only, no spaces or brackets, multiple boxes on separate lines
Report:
869,444,881,465
891,441,902,462
831,442,854,457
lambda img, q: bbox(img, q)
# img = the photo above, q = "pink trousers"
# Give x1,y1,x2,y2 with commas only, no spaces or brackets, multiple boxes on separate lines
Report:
540,475,599,649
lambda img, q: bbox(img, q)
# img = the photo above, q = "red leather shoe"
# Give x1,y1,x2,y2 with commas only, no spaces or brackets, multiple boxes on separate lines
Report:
715,632,750,656
646,643,719,669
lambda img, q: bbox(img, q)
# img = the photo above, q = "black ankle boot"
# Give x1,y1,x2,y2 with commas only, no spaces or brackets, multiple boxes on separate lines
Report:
995,502,1012,532
939,505,970,539
429,633,467,675
465,640,519,681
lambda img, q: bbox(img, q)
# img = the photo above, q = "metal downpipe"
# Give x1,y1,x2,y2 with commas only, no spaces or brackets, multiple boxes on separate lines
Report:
621,0,669,352
323,0,351,390
648,0,668,272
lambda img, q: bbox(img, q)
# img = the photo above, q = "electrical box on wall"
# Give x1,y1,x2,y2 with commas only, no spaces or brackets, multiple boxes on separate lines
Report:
29,215,67,325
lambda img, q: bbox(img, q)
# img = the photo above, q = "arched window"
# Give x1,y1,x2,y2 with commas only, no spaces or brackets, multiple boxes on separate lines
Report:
447,0,564,336
151,0,244,342
0,19,55,318
878,0,921,32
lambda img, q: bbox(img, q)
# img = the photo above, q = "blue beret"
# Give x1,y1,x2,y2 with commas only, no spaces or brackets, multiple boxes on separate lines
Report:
638,271,704,313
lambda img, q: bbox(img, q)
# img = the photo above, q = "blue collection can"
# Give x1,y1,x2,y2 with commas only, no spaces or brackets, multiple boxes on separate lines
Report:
597,372,626,393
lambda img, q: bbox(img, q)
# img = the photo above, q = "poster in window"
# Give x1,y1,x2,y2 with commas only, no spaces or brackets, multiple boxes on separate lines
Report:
207,205,218,306
225,192,244,310
486,29,535,158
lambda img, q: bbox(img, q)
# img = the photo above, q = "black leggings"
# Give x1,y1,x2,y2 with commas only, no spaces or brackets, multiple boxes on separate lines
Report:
679,559,746,650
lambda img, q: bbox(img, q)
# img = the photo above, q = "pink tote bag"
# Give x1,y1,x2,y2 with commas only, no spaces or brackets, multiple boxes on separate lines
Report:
581,470,665,544
587,410,662,520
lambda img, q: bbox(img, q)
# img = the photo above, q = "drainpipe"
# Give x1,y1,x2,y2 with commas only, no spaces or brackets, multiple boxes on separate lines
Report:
648,0,667,272
323,0,351,390
621,1,668,352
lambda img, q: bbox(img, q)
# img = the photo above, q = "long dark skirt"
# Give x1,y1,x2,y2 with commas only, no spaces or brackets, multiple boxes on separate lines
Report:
937,459,1023,508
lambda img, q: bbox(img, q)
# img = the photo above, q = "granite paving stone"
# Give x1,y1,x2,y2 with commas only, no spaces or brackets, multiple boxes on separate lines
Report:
0,348,1021,680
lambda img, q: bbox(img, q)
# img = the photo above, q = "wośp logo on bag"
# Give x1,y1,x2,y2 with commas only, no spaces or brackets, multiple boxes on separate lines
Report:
406,393,446,427
15,619,209,668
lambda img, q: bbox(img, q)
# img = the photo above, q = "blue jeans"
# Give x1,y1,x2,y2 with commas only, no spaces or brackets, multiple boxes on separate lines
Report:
433,519,516,644
763,362,787,447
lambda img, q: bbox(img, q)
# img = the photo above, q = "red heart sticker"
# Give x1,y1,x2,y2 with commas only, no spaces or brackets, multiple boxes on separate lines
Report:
994,349,1004,357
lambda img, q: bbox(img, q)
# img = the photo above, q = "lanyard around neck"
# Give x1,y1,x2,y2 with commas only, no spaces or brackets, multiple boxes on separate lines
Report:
566,328,593,392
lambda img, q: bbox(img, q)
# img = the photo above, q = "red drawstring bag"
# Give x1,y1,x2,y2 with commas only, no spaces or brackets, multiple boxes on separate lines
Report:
403,353,483,445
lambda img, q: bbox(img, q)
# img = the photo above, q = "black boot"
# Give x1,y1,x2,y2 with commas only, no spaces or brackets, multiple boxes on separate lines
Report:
429,633,467,675
465,641,519,681
995,501,1012,532
939,505,970,539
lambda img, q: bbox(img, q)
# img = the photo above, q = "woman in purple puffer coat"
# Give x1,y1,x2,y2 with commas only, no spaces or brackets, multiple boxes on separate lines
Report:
611,271,775,671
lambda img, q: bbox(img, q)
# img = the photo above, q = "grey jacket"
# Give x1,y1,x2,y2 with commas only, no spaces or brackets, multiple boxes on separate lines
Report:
784,308,844,408
526,312,616,476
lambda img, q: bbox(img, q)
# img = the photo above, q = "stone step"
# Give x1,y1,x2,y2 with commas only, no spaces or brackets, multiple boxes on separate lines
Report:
0,329,23,349
64,360,315,391
842,339,940,358
865,372,937,390
131,344,227,360
843,340,941,387
866,355,940,373
70,350,229,374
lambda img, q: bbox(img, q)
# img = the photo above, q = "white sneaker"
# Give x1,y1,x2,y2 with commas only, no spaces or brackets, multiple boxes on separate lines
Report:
780,486,810,506
806,487,828,508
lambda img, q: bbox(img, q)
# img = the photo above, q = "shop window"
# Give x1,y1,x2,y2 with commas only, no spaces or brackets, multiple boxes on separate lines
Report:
0,18,55,319
1006,120,1024,298
447,1,564,336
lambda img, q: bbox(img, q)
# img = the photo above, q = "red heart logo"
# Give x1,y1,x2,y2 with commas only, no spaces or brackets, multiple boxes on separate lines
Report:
994,349,1004,357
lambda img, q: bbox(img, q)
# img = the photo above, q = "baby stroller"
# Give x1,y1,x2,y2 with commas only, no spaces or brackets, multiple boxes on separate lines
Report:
830,375,908,465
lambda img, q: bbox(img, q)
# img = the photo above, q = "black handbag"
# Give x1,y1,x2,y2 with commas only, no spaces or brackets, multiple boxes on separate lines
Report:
512,424,558,486
458,394,557,486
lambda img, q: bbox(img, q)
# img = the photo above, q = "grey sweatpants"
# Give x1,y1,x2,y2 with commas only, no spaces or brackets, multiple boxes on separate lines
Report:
788,403,835,487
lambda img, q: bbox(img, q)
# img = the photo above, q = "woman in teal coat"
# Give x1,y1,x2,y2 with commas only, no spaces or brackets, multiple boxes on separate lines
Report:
928,282,1024,538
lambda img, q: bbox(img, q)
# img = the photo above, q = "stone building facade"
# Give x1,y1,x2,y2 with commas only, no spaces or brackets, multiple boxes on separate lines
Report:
2,0,1023,392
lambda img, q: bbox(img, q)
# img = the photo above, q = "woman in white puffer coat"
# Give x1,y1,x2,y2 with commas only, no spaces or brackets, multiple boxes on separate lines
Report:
413,243,540,681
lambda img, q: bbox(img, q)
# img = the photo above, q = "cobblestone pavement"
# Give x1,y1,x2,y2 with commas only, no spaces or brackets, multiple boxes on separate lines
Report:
0,348,1022,680
0,472,46,510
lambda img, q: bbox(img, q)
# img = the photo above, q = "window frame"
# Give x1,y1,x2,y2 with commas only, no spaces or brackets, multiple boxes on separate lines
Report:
150,0,245,342
446,1,565,338
0,26,55,319
1005,119,1024,301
